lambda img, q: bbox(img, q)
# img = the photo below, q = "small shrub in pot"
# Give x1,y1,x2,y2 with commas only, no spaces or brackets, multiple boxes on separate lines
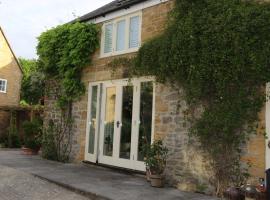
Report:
143,140,168,188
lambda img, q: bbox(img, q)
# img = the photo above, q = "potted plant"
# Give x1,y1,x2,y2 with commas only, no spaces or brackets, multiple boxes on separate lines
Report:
144,140,168,188
223,186,245,200
141,141,151,182
22,118,42,155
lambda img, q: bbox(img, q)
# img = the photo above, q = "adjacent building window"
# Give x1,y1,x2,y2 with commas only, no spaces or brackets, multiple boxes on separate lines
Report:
0,79,7,93
101,12,141,57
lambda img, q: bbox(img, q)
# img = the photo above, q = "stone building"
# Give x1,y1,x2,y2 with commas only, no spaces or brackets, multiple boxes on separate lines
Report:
44,0,268,193
0,27,23,137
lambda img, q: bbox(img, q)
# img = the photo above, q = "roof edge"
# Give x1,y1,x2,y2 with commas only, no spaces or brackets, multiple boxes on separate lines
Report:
0,27,23,73
71,0,148,23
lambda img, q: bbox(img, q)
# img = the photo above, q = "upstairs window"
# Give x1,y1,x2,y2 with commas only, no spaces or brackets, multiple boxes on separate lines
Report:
0,79,7,93
129,16,140,48
104,24,113,53
101,12,142,57
116,20,126,51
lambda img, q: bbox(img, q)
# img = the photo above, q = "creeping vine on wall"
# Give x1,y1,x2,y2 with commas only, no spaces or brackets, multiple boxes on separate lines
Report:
37,22,99,161
37,22,99,108
133,0,270,195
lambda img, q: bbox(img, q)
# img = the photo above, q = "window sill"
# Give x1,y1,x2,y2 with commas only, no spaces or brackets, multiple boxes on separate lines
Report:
100,47,139,58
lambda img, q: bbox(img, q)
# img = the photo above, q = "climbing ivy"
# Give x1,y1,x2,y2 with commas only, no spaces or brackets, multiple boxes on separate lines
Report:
37,22,99,108
133,0,270,195
37,22,99,162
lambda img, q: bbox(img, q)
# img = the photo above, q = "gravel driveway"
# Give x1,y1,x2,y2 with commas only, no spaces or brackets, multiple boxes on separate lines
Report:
0,165,90,200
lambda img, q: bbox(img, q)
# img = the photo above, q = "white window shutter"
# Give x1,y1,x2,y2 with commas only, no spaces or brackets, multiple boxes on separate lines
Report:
129,16,139,48
116,20,126,51
104,24,113,53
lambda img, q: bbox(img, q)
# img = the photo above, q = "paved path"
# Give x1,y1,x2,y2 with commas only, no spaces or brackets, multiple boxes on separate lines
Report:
0,166,89,200
0,149,218,200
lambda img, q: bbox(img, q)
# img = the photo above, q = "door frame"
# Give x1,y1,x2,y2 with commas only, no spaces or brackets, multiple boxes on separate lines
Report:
84,77,155,171
266,83,270,170
84,83,101,162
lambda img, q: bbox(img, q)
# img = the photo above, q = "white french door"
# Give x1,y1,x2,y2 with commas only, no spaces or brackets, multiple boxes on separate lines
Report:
84,83,101,162
85,78,154,171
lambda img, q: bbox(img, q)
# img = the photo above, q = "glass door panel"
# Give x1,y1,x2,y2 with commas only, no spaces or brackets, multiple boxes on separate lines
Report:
103,87,116,157
138,82,153,161
119,86,133,159
85,84,100,163
88,86,98,154
97,79,154,171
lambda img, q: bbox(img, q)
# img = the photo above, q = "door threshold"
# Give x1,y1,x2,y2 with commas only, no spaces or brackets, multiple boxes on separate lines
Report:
82,160,145,177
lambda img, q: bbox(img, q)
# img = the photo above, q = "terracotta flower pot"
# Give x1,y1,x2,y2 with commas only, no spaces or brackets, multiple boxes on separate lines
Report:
223,187,244,200
21,147,39,155
150,174,164,188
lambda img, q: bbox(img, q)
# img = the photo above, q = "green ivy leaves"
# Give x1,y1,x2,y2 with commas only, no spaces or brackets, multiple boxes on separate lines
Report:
37,22,99,107
135,0,270,193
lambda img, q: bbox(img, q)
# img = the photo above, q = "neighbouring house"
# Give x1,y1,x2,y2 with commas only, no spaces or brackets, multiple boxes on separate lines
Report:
0,26,23,139
44,0,268,193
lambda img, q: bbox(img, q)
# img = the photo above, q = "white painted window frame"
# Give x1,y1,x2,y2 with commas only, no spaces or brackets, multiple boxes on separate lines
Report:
0,78,7,93
85,83,101,163
100,11,142,58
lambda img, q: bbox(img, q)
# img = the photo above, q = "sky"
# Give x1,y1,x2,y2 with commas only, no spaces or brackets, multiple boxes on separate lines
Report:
0,0,112,59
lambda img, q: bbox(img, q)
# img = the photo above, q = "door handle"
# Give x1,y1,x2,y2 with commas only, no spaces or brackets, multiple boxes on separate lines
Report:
116,121,122,128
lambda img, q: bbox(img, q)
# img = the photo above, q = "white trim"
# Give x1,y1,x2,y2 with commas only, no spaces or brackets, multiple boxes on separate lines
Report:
88,0,169,24
100,11,142,58
0,78,7,93
85,83,101,162
85,77,155,171
266,83,270,169
151,81,156,142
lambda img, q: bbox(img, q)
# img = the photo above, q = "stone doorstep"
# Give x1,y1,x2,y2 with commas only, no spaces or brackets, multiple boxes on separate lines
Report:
82,160,146,178
30,161,147,200
32,174,110,200
29,164,216,200
0,150,219,200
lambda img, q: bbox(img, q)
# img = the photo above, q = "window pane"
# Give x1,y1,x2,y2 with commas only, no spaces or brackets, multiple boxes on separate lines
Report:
103,87,116,157
88,86,98,154
0,80,2,91
0,80,6,92
104,24,113,53
116,20,126,51
138,82,153,161
119,86,133,159
129,16,139,48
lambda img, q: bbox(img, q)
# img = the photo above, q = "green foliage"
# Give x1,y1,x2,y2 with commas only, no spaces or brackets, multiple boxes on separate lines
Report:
37,22,99,108
143,140,168,175
42,117,73,163
42,121,58,161
37,22,99,162
134,0,270,194
19,58,45,105
6,111,21,148
22,119,42,150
